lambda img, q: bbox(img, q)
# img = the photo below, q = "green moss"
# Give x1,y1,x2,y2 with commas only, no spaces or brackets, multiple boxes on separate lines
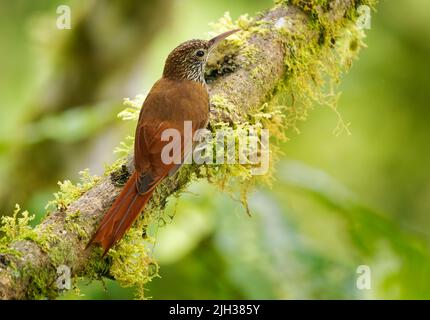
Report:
0,205,61,299
210,94,236,115
272,0,376,135
0,205,51,254
45,169,101,213
64,210,88,241
0,205,37,244
205,54,238,82
84,250,111,280
205,0,377,199
207,12,260,71
22,264,58,299
108,221,159,299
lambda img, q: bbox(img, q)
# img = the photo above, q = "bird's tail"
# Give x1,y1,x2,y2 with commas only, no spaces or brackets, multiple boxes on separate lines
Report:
87,172,154,256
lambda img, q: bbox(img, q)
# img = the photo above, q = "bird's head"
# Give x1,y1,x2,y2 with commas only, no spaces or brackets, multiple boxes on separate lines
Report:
163,29,239,83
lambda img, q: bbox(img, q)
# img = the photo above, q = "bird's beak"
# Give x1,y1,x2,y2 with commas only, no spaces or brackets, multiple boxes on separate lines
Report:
208,29,240,50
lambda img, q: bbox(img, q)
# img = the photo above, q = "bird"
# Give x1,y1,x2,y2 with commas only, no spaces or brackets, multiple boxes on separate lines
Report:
87,29,240,256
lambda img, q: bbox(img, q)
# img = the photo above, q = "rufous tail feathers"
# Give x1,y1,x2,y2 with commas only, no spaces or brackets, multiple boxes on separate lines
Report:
87,172,154,256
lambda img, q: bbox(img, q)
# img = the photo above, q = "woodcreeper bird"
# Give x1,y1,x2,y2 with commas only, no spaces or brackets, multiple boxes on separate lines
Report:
87,29,239,255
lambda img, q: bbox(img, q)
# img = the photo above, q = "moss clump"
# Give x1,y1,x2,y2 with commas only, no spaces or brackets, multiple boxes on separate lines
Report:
0,205,37,246
207,12,260,70
108,219,159,299
204,1,376,201
22,264,58,299
64,210,87,240
0,205,62,299
205,54,238,83
210,94,237,116
270,0,375,135
45,169,101,212
0,205,52,254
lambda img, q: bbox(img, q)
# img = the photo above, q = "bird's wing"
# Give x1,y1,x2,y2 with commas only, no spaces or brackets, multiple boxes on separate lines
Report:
133,121,178,193
133,79,209,194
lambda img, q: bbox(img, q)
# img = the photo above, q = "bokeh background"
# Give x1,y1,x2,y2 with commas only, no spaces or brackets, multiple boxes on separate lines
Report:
1,0,429,299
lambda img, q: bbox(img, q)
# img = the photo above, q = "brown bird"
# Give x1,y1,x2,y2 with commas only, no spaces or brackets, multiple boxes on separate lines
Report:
87,29,239,256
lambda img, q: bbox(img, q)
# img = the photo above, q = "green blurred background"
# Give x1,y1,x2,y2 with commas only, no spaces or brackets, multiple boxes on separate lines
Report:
1,0,429,299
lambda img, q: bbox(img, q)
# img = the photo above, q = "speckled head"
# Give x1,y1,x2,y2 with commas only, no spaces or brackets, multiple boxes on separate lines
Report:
163,29,240,83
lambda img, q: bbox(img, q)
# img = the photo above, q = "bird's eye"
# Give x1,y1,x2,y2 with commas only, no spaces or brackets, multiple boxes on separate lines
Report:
195,50,205,57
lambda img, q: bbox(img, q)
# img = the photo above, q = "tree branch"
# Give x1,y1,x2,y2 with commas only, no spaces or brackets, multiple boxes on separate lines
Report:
0,0,372,299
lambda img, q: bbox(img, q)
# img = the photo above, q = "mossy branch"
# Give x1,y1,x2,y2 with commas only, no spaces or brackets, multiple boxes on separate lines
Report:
0,0,375,299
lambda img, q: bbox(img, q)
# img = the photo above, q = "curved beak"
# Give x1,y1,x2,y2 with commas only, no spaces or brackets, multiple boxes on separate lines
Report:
208,29,240,50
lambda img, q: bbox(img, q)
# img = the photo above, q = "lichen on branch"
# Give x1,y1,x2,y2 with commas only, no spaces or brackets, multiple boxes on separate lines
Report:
0,0,376,300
